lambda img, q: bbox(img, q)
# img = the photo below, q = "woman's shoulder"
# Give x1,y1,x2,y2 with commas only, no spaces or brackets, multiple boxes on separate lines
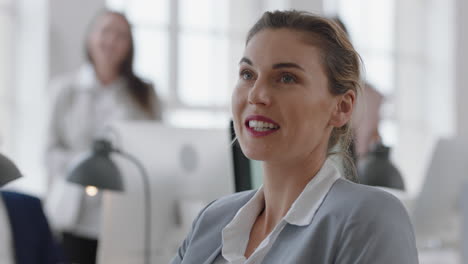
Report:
323,178,410,222
50,65,88,86
185,190,256,243
320,181,418,263
200,190,256,219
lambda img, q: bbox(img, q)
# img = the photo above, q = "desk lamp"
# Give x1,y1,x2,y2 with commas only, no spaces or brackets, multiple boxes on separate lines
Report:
0,153,22,187
67,139,152,264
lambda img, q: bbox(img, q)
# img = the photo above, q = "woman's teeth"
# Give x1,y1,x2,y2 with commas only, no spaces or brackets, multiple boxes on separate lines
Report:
248,120,279,132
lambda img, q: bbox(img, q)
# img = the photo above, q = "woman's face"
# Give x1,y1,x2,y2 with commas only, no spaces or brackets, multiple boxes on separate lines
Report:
232,29,344,163
88,13,131,71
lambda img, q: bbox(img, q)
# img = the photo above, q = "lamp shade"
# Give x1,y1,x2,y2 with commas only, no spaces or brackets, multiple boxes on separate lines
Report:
67,140,124,191
0,153,22,187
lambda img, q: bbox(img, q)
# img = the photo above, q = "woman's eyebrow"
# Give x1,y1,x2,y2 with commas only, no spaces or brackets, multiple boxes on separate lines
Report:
239,58,305,72
239,57,253,65
272,62,305,72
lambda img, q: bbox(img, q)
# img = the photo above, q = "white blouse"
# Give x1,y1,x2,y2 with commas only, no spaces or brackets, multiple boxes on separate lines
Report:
45,64,162,238
213,158,341,264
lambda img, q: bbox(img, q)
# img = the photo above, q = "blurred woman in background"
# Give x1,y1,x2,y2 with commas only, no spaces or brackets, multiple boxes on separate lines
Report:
331,16,405,190
45,10,162,264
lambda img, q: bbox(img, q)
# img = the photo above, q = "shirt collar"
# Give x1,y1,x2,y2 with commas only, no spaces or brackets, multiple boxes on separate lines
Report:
225,158,342,229
283,158,342,226
221,187,265,260
75,63,126,91
220,157,342,260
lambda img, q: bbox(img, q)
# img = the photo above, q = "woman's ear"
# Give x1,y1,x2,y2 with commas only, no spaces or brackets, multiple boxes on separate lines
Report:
329,90,356,128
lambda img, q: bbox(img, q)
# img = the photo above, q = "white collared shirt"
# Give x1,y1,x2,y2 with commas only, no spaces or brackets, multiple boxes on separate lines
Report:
0,197,14,264
214,158,341,264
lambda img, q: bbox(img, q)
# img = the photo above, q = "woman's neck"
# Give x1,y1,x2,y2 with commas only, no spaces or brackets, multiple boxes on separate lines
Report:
260,152,327,233
94,64,120,86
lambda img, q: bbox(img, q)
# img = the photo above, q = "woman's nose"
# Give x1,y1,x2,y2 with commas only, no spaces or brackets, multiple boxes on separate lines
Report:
248,77,271,106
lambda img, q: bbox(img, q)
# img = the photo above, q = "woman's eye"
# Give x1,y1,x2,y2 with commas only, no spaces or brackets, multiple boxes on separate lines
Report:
280,74,296,83
241,70,254,80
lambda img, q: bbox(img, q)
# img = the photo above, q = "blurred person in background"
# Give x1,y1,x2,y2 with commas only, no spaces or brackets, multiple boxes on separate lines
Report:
44,10,162,264
330,17,384,160
331,17,404,190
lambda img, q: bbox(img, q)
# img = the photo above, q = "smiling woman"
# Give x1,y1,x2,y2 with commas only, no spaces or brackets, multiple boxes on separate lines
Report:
171,10,418,264
233,28,345,167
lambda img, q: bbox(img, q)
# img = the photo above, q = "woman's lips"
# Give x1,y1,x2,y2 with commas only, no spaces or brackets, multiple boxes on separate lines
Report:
244,115,280,137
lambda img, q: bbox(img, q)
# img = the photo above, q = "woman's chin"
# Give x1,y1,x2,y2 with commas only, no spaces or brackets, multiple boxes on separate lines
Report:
241,148,272,162
238,137,278,161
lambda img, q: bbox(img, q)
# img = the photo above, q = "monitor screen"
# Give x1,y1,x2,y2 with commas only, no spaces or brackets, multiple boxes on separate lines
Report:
249,160,263,189
98,121,236,263
230,120,263,192
410,137,468,245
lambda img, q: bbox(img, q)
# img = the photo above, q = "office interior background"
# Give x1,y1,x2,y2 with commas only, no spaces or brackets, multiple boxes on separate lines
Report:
0,0,467,263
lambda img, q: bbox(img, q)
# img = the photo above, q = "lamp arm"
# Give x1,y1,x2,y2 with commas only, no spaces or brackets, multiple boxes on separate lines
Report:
115,150,151,264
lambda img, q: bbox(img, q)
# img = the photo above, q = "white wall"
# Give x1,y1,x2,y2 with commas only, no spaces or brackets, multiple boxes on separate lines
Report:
426,0,455,138
289,0,323,12
263,0,323,13
455,0,468,143
0,4,15,154
7,0,105,197
391,0,457,194
8,0,49,196
49,0,105,79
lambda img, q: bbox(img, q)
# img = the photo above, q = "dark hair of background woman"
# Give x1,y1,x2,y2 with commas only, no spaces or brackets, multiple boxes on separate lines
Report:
85,10,156,117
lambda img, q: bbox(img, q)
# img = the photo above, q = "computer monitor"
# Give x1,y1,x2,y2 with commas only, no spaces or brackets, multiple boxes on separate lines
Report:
97,121,236,263
230,120,263,192
410,137,468,247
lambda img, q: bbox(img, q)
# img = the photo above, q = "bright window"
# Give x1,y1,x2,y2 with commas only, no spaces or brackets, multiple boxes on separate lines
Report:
0,0,14,152
106,0,238,113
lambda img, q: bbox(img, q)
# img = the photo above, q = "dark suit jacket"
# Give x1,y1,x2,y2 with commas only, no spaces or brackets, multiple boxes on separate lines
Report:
1,191,62,264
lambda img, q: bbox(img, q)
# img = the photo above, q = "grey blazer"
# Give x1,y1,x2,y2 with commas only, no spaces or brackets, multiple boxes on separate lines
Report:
171,179,419,264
